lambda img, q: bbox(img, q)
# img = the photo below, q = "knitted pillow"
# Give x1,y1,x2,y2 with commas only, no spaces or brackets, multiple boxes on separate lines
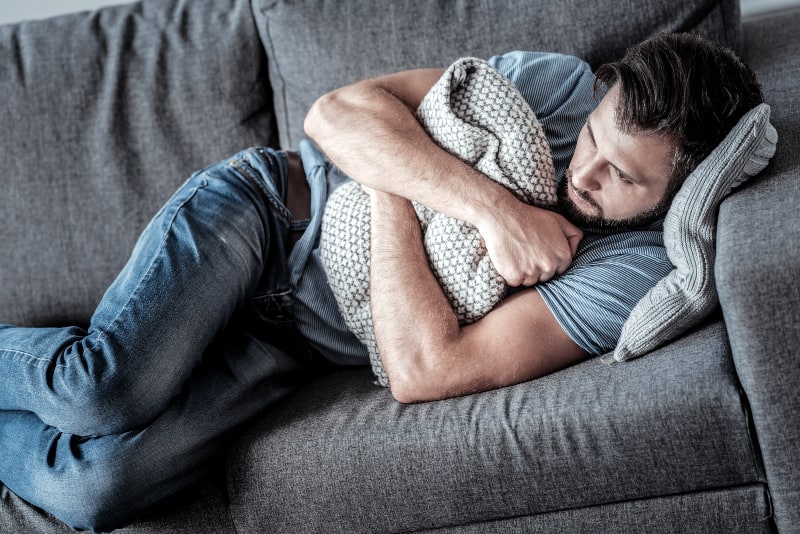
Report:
605,103,778,363
320,57,556,386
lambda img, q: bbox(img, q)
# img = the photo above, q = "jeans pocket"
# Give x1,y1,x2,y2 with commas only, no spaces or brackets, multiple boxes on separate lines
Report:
250,290,295,326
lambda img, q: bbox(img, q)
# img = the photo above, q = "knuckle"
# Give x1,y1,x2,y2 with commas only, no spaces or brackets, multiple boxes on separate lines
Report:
541,260,556,275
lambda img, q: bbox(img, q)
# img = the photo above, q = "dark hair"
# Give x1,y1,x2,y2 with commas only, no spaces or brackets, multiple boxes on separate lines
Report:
594,32,763,194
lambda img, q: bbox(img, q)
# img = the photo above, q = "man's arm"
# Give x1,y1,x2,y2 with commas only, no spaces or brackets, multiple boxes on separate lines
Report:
304,69,582,285
368,189,588,403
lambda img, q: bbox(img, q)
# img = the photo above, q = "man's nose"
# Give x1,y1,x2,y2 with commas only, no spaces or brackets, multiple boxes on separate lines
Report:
571,157,603,191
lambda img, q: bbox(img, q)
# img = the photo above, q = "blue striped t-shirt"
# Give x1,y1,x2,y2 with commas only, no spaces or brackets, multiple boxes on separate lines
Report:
293,51,674,364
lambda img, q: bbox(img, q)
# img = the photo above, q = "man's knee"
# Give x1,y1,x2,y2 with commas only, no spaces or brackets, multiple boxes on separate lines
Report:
44,333,181,436
49,379,163,436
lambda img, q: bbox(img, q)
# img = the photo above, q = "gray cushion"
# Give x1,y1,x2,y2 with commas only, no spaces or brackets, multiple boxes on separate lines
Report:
0,0,278,327
253,0,742,149
227,319,763,533
413,486,770,533
1,484,73,534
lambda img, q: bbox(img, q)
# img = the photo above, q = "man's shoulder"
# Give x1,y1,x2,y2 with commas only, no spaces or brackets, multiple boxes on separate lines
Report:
487,51,593,90
573,225,668,267
534,224,672,355
488,51,598,181
488,50,590,72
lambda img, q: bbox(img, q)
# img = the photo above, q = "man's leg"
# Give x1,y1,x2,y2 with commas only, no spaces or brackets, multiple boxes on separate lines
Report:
0,325,306,532
0,148,294,436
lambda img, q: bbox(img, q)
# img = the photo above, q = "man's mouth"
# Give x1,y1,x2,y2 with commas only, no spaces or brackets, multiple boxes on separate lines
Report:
567,180,600,214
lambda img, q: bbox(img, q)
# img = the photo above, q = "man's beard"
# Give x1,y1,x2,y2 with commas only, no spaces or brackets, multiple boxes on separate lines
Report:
556,174,670,232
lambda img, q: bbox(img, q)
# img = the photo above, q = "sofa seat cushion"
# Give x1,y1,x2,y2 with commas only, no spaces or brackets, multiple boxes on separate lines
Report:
1,475,235,534
226,318,763,533
412,486,770,533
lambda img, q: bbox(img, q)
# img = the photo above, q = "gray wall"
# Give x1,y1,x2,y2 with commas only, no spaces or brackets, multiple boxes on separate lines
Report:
0,0,133,24
741,0,800,14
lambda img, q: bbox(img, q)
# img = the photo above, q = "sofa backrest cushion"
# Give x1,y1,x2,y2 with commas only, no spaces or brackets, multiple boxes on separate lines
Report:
253,0,742,149
0,0,277,326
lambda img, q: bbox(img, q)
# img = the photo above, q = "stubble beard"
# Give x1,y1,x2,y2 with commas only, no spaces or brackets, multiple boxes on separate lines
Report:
556,173,671,232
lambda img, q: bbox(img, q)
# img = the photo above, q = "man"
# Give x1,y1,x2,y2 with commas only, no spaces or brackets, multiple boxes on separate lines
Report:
303,32,763,402
0,32,763,531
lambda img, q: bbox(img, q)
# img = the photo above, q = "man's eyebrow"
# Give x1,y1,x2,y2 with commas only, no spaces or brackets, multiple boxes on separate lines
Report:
587,116,641,184
586,117,597,147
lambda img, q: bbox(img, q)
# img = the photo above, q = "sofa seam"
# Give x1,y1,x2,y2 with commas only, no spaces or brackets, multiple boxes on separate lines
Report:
250,0,291,149
405,483,773,533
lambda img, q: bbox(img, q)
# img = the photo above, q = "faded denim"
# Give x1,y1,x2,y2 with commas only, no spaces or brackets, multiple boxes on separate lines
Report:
0,148,309,531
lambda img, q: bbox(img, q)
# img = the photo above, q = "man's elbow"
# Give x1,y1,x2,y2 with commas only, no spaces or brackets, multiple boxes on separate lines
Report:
382,346,459,404
304,91,337,144
304,81,375,143
383,353,425,404
388,381,419,404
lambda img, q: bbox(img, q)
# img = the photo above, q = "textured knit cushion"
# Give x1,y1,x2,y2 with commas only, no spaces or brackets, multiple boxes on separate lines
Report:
320,58,556,385
606,103,778,363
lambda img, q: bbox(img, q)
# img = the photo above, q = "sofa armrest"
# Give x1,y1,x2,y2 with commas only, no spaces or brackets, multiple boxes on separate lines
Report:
717,9,800,532
716,151,800,531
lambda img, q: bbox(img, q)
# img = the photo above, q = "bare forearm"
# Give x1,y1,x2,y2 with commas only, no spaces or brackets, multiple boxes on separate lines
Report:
304,73,514,229
368,190,460,400
305,70,583,287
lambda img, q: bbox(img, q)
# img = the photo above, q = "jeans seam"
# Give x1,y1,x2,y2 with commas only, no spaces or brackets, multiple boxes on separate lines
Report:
0,347,51,366
228,156,292,226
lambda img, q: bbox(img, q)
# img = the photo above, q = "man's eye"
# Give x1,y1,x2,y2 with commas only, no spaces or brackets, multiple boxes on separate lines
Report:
613,168,633,184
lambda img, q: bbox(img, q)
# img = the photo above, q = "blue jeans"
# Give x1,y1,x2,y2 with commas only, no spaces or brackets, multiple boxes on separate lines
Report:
0,148,314,531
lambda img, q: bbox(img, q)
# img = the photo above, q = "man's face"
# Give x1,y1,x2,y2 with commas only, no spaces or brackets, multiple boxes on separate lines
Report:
559,85,676,231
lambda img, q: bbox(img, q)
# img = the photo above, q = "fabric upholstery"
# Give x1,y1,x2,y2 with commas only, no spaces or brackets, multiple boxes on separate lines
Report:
610,104,777,362
253,0,741,149
1,485,73,534
1,477,235,534
0,0,278,328
716,8,800,533
414,486,771,534
227,319,764,533
3,0,790,531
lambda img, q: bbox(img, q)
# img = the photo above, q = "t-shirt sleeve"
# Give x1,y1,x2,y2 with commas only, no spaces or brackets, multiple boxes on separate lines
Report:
488,51,598,181
534,232,674,355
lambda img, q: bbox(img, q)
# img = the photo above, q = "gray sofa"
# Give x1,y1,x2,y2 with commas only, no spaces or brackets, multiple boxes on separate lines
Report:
1,0,798,532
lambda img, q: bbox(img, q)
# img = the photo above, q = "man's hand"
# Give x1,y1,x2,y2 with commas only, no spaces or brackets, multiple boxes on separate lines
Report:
476,200,583,286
